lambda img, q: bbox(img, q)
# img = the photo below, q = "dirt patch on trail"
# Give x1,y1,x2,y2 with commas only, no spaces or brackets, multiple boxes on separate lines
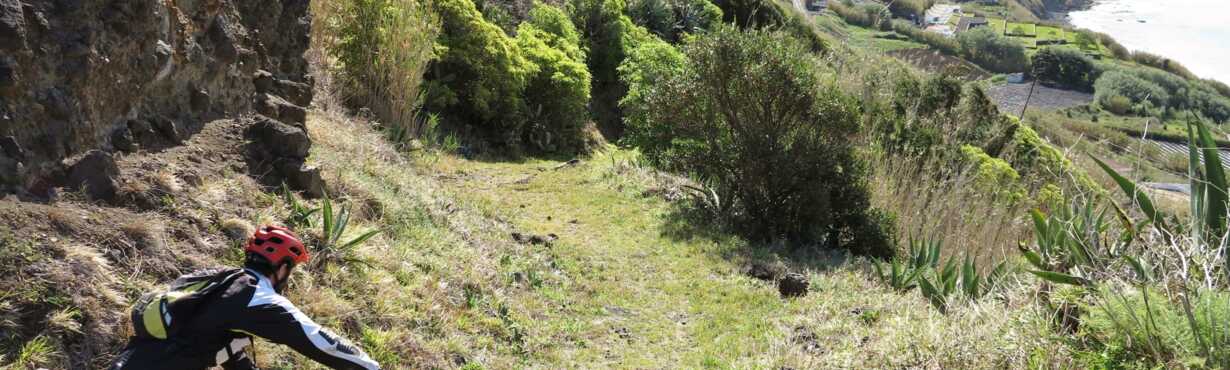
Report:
886,49,991,81
986,81,1094,115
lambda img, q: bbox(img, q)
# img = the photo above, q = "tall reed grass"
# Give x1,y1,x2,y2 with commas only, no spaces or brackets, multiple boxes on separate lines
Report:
310,0,440,141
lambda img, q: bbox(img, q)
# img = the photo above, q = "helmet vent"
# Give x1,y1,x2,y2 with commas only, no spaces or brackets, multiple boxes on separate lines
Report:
289,247,301,255
254,238,265,245
265,247,275,253
270,236,284,244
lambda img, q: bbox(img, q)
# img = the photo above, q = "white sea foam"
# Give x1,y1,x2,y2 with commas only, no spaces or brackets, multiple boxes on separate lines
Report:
1068,0,1230,84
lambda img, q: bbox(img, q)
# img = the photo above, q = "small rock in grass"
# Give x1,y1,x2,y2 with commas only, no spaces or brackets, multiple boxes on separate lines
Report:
221,218,254,241
778,272,809,298
66,150,120,201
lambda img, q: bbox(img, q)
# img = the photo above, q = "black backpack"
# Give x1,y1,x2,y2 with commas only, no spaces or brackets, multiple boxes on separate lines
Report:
129,268,245,340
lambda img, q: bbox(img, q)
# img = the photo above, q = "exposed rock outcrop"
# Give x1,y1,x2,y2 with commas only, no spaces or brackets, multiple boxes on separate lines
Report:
246,115,324,198
0,0,313,196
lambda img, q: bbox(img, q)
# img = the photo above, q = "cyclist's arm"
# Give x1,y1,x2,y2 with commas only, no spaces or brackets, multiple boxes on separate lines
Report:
232,290,380,370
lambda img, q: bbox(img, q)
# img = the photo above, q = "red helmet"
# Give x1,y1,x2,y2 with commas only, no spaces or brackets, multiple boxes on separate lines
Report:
245,225,310,266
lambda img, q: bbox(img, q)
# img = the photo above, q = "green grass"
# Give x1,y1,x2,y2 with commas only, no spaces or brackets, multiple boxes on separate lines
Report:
1005,22,1036,37
839,20,927,53
988,18,1007,34
417,148,1070,368
1036,25,1062,41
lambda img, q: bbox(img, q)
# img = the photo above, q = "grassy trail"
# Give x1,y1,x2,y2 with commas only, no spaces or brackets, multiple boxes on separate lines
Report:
422,151,1062,369
434,154,791,368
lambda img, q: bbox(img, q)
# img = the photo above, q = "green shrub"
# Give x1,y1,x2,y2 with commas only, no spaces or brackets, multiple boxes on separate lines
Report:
1031,47,1098,92
885,0,931,21
1085,288,1230,367
956,27,1028,73
889,20,958,55
1204,78,1230,99
829,1,889,30
572,0,664,136
1190,89,1230,123
628,0,722,42
618,36,687,145
1130,51,1196,80
425,0,536,142
627,0,675,39
709,0,826,51
1005,123,1099,192
516,4,594,152
956,86,1004,144
1101,95,1132,115
621,26,887,256
1094,70,1169,114
961,145,1025,203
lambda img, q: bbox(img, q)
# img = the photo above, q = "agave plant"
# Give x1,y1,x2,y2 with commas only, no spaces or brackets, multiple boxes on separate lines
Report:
282,183,320,230
1018,197,1123,287
873,236,942,292
918,253,1009,312
876,236,1008,312
1023,118,1230,366
313,195,382,268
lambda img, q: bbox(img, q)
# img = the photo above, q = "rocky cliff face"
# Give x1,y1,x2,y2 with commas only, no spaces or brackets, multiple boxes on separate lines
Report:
0,0,312,196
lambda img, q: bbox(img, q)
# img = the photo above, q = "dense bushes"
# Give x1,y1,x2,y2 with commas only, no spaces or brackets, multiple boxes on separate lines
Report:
516,5,594,152
1093,70,1168,115
708,0,826,52
423,0,597,152
885,0,932,22
621,26,892,256
1130,51,1196,80
829,1,890,30
961,145,1025,203
426,0,536,139
572,0,667,137
889,20,958,55
1032,47,1098,92
873,74,1005,157
1091,64,1230,123
627,0,722,43
956,27,1028,73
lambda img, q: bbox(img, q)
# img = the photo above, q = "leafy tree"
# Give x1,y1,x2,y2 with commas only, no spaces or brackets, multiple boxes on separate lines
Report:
1032,47,1098,92
621,26,891,256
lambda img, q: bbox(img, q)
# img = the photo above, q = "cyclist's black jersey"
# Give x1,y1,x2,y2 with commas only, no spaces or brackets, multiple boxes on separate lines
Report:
111,268,380,370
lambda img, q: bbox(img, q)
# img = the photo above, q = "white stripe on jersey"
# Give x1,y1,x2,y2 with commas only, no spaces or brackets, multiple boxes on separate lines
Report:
243,269,380,370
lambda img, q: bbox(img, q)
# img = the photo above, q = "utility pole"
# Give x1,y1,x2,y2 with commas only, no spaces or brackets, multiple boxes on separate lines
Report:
1019,64,1038,120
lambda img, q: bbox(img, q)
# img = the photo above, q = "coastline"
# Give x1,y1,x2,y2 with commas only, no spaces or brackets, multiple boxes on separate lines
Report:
1065,0,1230,84
1046,0,1097,25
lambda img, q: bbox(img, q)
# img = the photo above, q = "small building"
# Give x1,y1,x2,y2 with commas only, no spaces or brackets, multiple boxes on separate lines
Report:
956,16,988,32
924,4,962,26
805,0,826,12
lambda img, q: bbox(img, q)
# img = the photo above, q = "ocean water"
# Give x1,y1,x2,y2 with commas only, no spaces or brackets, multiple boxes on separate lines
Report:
1068,0,1230,84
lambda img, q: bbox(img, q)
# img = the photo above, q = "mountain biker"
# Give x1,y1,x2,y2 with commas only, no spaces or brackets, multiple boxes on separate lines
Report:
109,225,381,370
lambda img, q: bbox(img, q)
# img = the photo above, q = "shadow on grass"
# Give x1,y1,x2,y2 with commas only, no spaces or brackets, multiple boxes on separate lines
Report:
659,201,853,274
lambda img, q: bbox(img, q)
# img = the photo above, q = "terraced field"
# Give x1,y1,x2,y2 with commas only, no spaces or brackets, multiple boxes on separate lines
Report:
1149,139,1230,165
